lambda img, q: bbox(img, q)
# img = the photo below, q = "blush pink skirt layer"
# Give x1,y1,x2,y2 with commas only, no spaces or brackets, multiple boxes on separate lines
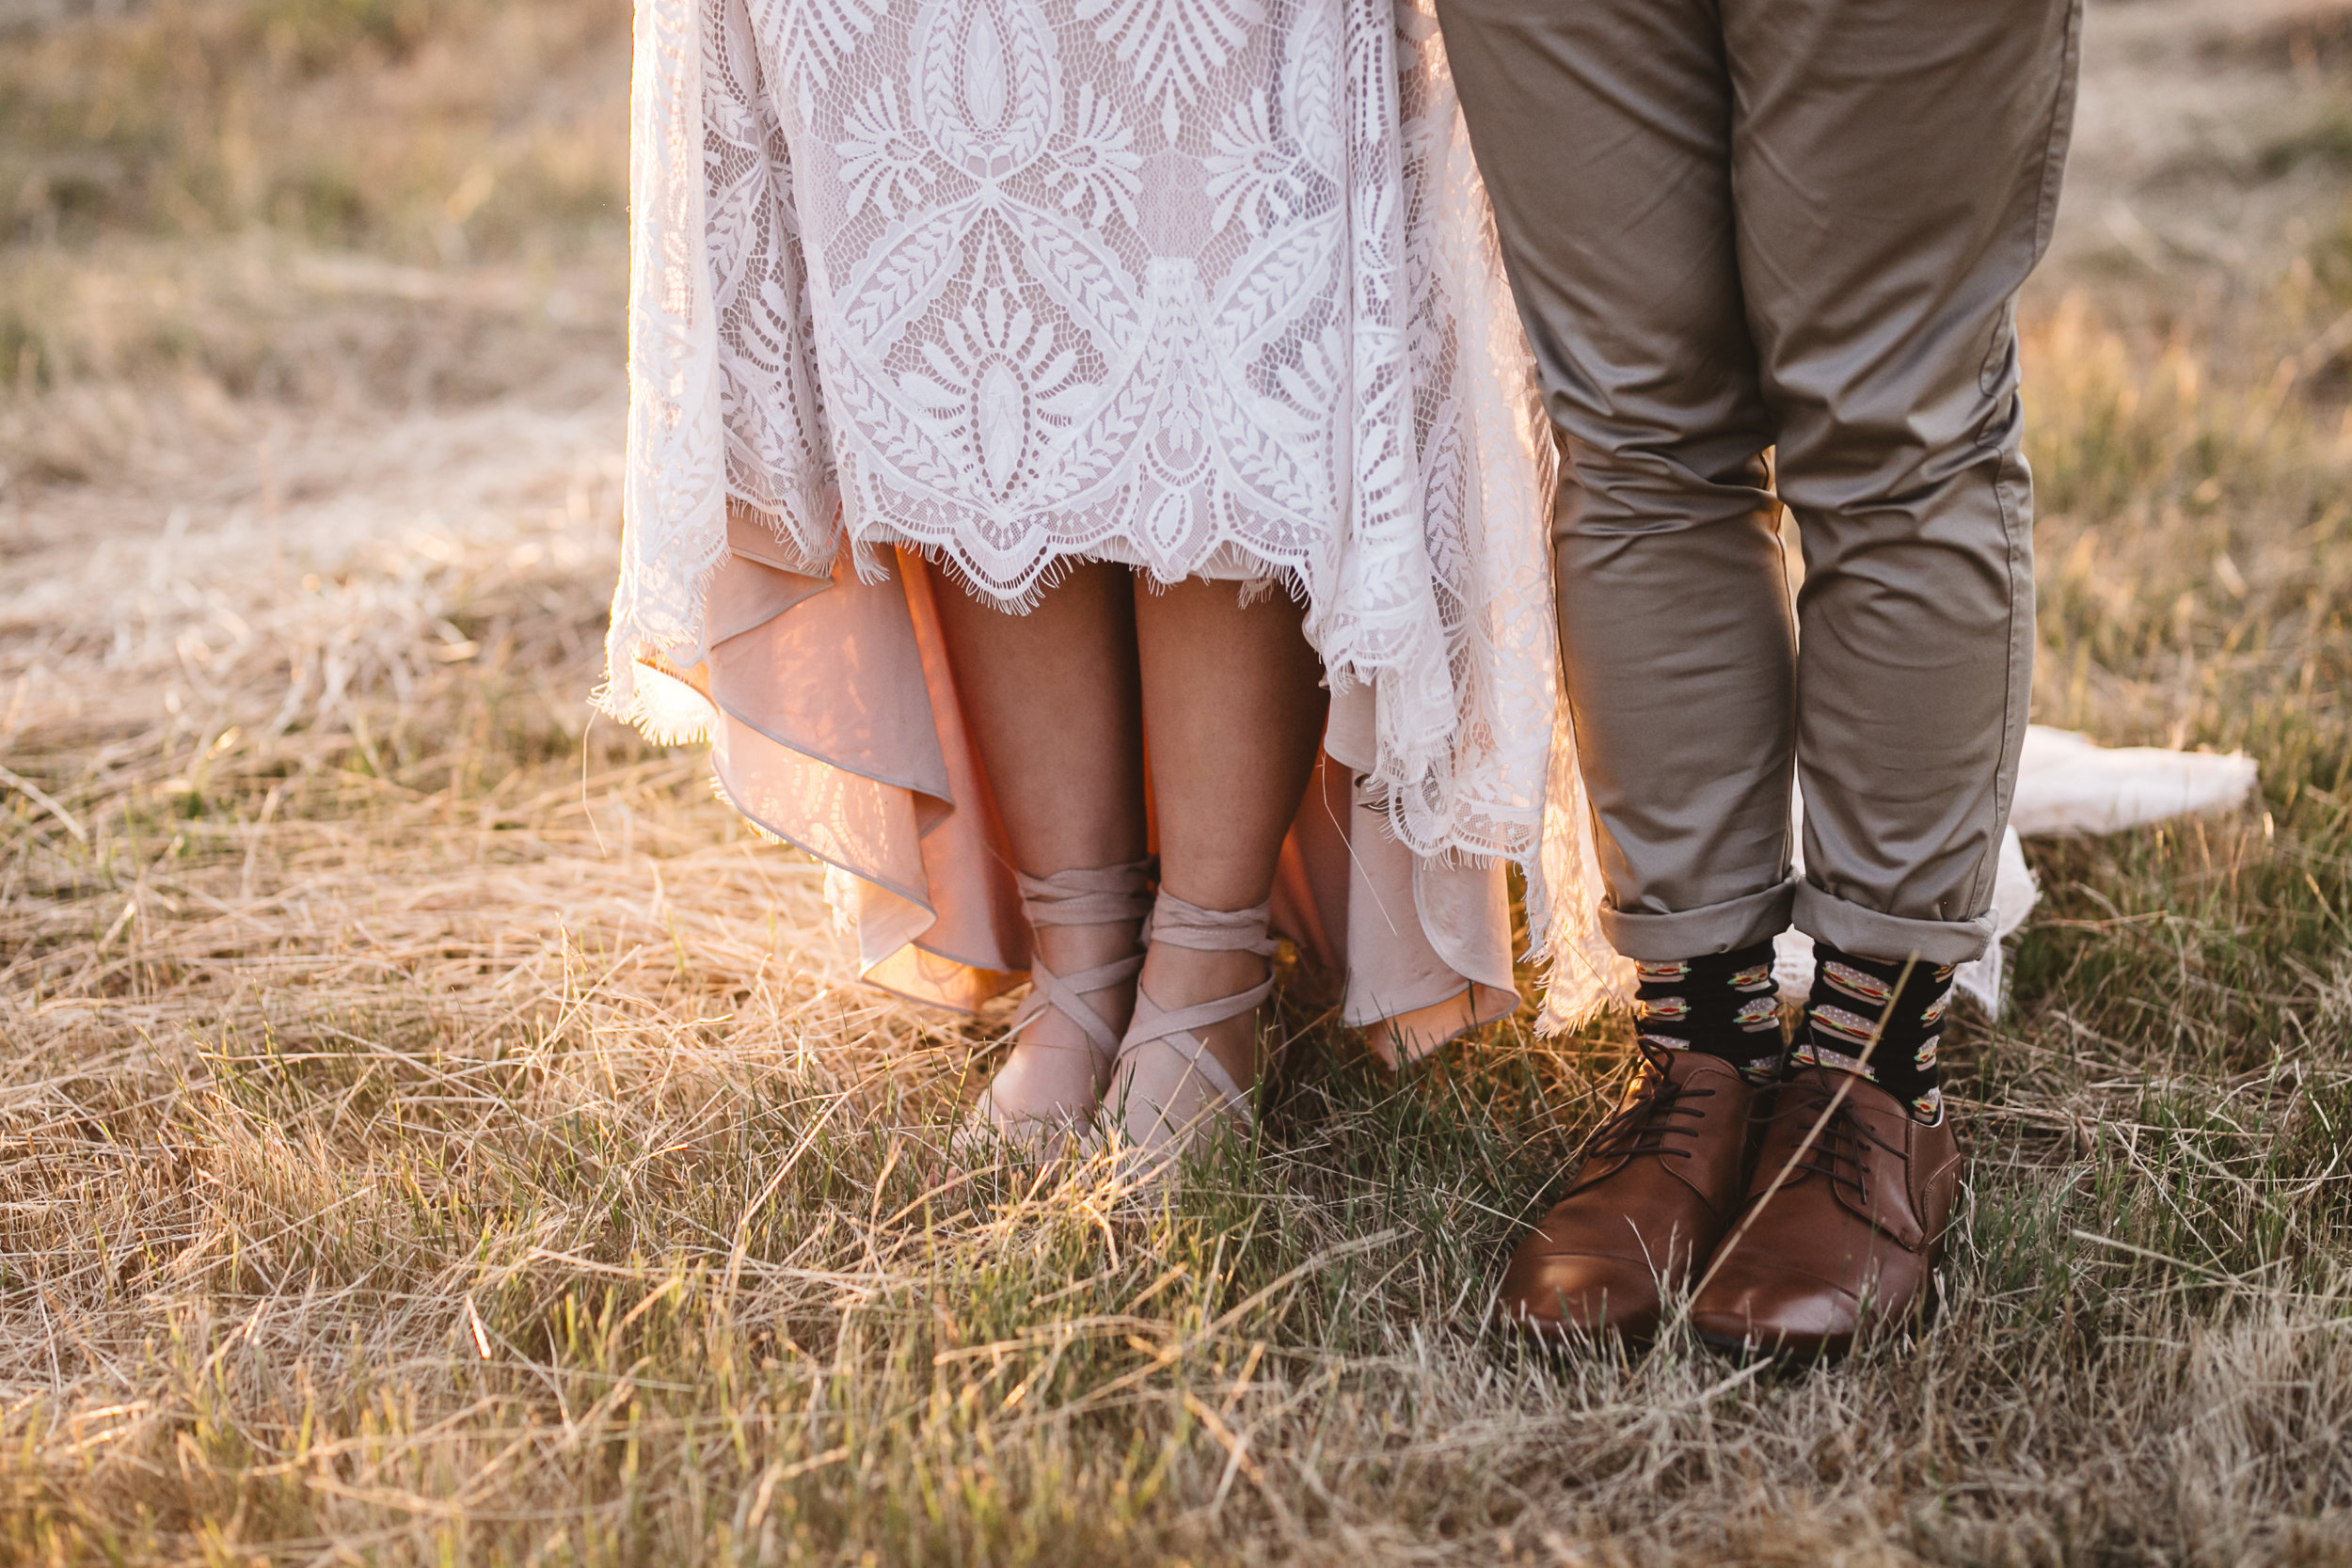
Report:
633,514,1521,1068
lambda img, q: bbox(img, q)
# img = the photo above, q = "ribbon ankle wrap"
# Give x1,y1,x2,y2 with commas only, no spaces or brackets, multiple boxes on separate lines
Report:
1004,859,1155,1061
1114,891,1279,1148
1139,891,1279,957
1015,860,1156,929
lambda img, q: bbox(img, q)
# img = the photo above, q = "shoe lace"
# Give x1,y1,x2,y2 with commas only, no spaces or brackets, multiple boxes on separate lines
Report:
1582,1041,1718,1166
1767,1076,1908,1203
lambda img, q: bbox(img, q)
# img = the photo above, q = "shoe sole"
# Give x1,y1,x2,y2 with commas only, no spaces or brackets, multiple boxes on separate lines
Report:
1693,1327,1845,1365
1690,1267,1947,1367
1498,1307,1661,1349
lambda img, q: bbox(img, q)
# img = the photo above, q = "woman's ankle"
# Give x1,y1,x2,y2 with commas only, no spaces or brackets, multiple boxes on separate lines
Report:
1138,942,1266,1007
1028,918,1145,979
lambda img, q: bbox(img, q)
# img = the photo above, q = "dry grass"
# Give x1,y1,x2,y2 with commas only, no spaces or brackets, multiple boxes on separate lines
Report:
0,0,629,489
5,0,2352,1562
0,0,628,262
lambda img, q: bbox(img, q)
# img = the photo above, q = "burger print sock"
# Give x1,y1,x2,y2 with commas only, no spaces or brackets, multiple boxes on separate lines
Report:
1630,940,1788,1083
1793,942,1954,1123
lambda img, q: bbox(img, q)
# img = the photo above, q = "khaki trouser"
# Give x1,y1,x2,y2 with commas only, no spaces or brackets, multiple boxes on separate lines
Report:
1437,0,2083,965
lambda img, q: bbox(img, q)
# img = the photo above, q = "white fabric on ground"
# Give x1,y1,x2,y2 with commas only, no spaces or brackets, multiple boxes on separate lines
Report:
1754,725,2258,1022
2009,724,2261,838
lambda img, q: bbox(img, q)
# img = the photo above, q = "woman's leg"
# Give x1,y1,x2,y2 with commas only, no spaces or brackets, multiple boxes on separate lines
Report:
1129,578,1328,1091
929,560,1149,1127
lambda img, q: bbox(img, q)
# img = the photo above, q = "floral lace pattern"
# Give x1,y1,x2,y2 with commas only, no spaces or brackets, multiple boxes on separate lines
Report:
603,0,1620,1024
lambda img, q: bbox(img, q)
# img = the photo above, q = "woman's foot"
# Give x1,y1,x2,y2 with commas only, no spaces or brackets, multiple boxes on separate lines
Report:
970,861,1152,1160
1106,893,1279,1172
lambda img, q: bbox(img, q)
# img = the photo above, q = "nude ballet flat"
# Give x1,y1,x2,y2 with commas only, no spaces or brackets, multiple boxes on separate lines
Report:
968,858,1154,1160
1107,891,1279,1175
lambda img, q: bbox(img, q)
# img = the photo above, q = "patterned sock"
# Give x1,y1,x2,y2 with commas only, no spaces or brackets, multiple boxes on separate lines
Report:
1793,942,1956,1123
1630,940,1787,1082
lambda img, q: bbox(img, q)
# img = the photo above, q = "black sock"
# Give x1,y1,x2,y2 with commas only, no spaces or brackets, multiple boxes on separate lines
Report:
1631,941,1786,1082
1794,942,1955,1123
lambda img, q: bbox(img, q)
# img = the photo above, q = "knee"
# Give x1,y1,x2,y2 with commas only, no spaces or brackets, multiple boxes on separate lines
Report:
1552,422,1777,545
1767,294,2029,513
1794,477,2029,672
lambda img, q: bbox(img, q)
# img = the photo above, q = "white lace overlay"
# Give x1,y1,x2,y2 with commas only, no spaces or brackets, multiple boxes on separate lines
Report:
605,0,1618,1022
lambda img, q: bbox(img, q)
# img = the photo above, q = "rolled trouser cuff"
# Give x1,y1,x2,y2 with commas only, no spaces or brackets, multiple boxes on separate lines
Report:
1792,879,1995,967
1598,877,1796,961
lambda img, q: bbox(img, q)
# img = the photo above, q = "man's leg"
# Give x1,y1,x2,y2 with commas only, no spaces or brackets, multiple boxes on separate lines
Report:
1690,0,2083,1359
1731,0,2083,970
1438,0,1784,1341
1437,0,1799,966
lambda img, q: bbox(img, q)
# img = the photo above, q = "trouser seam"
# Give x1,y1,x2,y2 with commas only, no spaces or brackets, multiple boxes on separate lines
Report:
1972,454,2026,918
2031,0,2087,268
1961,0,2074,919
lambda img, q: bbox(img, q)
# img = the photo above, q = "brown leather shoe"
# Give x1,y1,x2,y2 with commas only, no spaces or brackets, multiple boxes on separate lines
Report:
1689,1067,1963,1360
1498,1046,1756,1341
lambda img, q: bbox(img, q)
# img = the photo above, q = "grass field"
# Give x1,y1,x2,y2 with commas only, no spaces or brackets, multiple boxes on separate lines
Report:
5,0,2352,1561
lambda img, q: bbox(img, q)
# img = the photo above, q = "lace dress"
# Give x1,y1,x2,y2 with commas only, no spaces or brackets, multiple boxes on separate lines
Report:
601,0,1624,1053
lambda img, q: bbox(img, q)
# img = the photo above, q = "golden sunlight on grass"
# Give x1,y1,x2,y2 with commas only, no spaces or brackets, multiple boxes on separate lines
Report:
4,0,2352,1562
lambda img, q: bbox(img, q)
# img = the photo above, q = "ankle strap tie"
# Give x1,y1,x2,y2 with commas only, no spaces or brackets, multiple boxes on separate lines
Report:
1005,858,1155,1063
1140,891,1279,957
1114,893,1280,1138
1014,858,1155,928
